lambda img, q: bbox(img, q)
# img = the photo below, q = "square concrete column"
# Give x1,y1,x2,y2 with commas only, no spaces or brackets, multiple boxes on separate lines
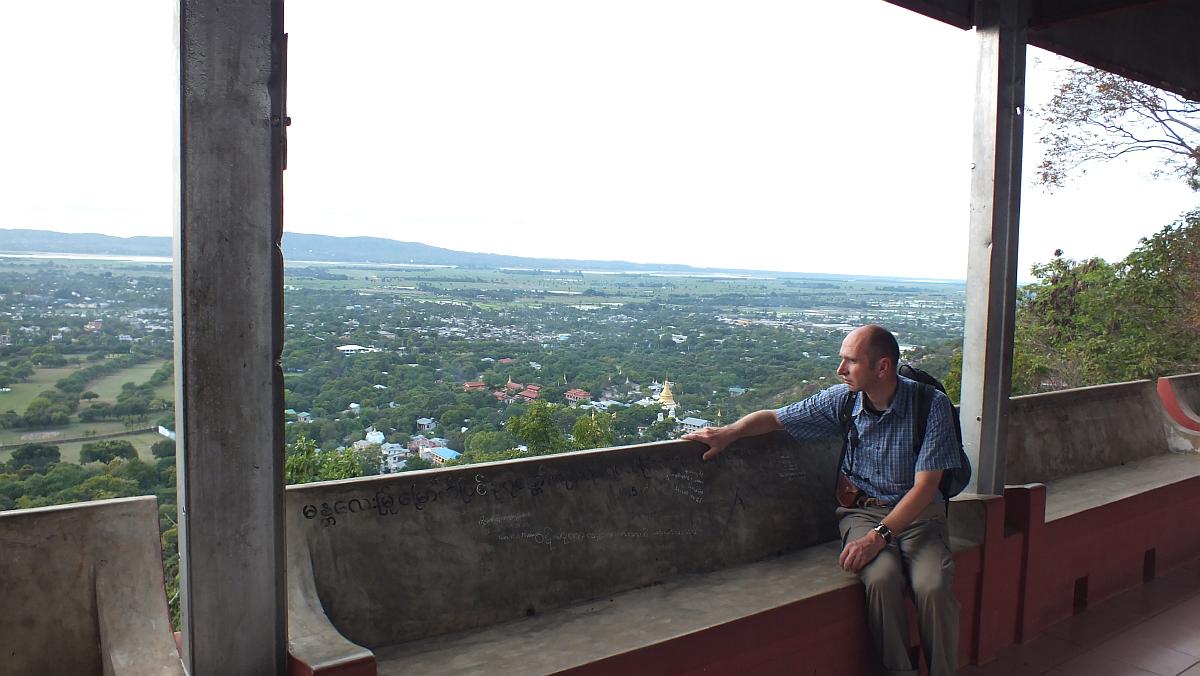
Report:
176,1,287,673
959,0,1027,496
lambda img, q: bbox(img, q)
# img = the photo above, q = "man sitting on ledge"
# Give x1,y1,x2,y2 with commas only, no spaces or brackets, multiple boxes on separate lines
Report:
683,324,963,676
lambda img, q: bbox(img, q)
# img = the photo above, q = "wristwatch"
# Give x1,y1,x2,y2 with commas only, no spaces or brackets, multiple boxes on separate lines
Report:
873,522,894,545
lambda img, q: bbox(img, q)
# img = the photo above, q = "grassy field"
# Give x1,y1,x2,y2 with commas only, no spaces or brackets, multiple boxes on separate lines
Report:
0,359,175,466
0,420,147,447
55,430,166,464
152,379,174,402
0,365,83,415
0,429,166,465
89,361,170,402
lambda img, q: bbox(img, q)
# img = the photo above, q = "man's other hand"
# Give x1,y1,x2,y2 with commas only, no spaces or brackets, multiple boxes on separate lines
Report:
681,426,732,461
838,531,887,573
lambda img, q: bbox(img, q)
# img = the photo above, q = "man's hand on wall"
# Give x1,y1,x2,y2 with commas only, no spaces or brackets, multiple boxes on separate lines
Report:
838,531,887,573
682,426,733,461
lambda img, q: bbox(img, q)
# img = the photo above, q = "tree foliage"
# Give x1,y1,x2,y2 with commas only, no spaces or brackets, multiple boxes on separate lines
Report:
506,400,569,455
80,439,139,464
151,439,176,459
284,435,380,485
1037,65,1200,191
570,411,615,450
6,443,61,473
1010,210,1200,393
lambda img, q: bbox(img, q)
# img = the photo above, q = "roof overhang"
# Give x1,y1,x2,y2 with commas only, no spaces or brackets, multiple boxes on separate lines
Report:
883,0,1200,102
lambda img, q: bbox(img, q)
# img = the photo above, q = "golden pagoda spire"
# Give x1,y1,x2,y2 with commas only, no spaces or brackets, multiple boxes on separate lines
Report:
659,373,676,408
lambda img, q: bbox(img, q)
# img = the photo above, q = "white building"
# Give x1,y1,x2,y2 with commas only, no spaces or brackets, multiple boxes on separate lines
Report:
336,344,379,355
381,442,409,473
677,417,712,434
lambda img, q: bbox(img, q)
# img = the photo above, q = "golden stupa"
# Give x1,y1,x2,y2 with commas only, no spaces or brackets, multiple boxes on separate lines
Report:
659,375,677,409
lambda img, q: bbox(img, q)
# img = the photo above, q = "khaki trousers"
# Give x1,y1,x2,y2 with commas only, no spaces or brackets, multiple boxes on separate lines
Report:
837,503,959,676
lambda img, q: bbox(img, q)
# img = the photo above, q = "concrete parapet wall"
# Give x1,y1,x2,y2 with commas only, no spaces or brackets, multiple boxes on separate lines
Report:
286,432,841,650
1005,379,1168,485
0,496,183,676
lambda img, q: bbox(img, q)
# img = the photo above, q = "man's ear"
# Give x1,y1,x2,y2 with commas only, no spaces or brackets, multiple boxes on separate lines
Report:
877,357,894,377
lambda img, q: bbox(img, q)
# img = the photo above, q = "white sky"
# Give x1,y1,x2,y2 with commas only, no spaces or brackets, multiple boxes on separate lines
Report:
0,1,1195,280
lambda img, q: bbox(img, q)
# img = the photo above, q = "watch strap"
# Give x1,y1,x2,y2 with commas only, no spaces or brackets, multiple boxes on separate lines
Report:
873,522,893,544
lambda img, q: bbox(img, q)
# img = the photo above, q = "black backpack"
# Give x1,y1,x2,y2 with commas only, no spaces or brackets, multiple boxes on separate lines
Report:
835,364,972,505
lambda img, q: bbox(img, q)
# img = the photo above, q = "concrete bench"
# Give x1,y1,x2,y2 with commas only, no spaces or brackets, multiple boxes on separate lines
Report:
372,502,987,675
285,436,989,675
1002,377,1200,635
0,496,184,676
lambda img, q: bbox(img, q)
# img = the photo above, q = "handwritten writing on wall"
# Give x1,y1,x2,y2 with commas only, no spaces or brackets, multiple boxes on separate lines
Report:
495,527,700,549
299,457,710,528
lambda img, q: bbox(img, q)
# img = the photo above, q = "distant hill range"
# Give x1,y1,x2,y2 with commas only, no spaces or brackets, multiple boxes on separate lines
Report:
0,228,715,274
0,229,965,282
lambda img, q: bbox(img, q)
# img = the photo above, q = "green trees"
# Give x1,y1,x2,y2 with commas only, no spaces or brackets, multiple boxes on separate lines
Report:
22,391,74,427
151,439,176,459
1010,210,1200,393
465,430,518,455
506,401,569,455
80,439,139,464
6,443,61,473
284,435,381,485
0,454,172,510
571,412,615,450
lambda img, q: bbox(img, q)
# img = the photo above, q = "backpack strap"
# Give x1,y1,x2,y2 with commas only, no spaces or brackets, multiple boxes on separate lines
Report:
910,381,950,510
911,381,932,454
833,389,858,506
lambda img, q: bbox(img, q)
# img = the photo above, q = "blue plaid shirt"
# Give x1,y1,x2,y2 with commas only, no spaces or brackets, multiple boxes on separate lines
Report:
775,377,962,505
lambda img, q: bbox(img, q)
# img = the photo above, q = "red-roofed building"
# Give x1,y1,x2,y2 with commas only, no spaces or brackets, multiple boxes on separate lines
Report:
517,388,541,402
565,388,592,405
498,357,514,364
463,381,486,391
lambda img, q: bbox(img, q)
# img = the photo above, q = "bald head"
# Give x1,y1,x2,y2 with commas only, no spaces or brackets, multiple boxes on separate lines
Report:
853,324,900,371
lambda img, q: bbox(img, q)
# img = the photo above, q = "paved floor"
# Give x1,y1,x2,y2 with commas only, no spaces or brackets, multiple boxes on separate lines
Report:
963,560,1200,675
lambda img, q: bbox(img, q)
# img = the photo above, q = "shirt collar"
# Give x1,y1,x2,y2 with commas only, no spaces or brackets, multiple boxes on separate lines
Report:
852,376,911,419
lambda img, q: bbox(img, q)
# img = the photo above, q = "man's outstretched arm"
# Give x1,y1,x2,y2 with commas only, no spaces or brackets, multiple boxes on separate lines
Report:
682,409,783,461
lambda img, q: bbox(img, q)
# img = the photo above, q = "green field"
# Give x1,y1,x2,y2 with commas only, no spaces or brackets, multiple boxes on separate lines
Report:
0,420,149,448
153,379,175,402
0,360,174,465
0,429,165,465
53,430,167,464
89,361,170,402
0,365,83,415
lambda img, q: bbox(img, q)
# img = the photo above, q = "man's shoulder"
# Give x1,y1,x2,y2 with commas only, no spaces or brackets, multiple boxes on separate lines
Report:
816,382,853,407
778,382,851,415
823,382,851,398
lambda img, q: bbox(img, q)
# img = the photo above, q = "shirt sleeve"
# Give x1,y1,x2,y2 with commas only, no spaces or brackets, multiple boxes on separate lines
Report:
914,390,962,473
774,384,847,443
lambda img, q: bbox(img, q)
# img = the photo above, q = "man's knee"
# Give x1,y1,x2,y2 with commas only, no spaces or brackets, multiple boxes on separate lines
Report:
910,561,955,603
860,552,905,599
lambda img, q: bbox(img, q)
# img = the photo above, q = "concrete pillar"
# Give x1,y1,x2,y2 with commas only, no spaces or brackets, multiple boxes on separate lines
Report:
959,0,1027,496
176,1,287,673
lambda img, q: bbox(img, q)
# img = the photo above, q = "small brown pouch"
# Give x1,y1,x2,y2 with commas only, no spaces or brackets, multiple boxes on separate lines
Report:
836,471,864,509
